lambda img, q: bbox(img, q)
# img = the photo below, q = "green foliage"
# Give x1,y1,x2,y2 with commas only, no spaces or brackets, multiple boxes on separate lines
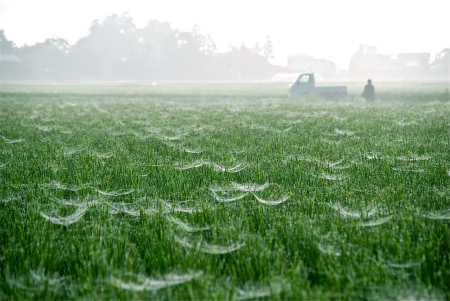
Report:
0,82,449,300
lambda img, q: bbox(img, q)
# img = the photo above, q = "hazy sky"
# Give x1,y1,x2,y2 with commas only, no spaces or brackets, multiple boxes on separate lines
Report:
0,0,448,69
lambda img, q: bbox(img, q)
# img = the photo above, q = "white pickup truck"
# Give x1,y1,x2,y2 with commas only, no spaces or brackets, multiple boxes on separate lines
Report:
288,73,347,99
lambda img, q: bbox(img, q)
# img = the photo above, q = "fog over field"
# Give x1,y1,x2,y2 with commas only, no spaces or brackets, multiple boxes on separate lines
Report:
0,0,449,81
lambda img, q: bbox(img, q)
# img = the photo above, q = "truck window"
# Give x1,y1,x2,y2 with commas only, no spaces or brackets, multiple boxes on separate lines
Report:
298,74,310,84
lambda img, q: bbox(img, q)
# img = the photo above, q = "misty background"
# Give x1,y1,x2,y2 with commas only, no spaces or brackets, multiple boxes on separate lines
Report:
0,12,449,81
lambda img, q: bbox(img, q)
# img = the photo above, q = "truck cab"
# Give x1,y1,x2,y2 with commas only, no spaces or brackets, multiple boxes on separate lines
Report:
290,73,315,94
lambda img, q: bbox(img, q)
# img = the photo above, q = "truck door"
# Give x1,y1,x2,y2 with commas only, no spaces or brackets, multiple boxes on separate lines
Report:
296,74,314,94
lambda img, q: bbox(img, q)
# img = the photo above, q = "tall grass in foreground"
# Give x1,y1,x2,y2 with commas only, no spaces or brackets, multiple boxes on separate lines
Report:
0,82,449,300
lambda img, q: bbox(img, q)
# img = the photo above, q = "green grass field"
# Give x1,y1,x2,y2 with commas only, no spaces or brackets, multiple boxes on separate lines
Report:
1,81,449,300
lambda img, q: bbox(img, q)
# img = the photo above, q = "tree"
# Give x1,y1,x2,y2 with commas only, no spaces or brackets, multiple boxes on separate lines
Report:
431,48,449,78
15,38,70,79
263,36,274,61
68,43,106,79
349,44,377,78
0,30,16,53
218,42,279,80
165,25,218,79
72,13,140,78
191,25,217,55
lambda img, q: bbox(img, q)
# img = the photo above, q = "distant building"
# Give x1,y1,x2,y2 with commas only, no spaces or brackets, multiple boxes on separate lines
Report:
287,55,337,78
0,54,21,63
396,53,430,77
349,52,431,79
0,54,21,79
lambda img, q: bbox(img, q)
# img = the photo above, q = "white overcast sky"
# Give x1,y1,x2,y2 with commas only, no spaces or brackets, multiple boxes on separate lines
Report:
0,0,448,69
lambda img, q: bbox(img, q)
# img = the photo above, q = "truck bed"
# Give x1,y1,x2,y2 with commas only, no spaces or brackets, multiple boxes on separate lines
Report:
315,86,347,93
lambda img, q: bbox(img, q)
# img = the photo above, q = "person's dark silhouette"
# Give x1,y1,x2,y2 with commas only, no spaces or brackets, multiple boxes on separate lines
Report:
362,79,375,102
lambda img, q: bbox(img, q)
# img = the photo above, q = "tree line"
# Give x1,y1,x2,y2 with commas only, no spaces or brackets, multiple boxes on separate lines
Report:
1,13,282,81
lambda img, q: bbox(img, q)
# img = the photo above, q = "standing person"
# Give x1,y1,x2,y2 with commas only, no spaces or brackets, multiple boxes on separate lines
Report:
362,79,375,102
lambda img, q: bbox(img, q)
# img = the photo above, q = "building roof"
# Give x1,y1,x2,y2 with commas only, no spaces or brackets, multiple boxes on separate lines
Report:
397,53,430,59
0,54,21,62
